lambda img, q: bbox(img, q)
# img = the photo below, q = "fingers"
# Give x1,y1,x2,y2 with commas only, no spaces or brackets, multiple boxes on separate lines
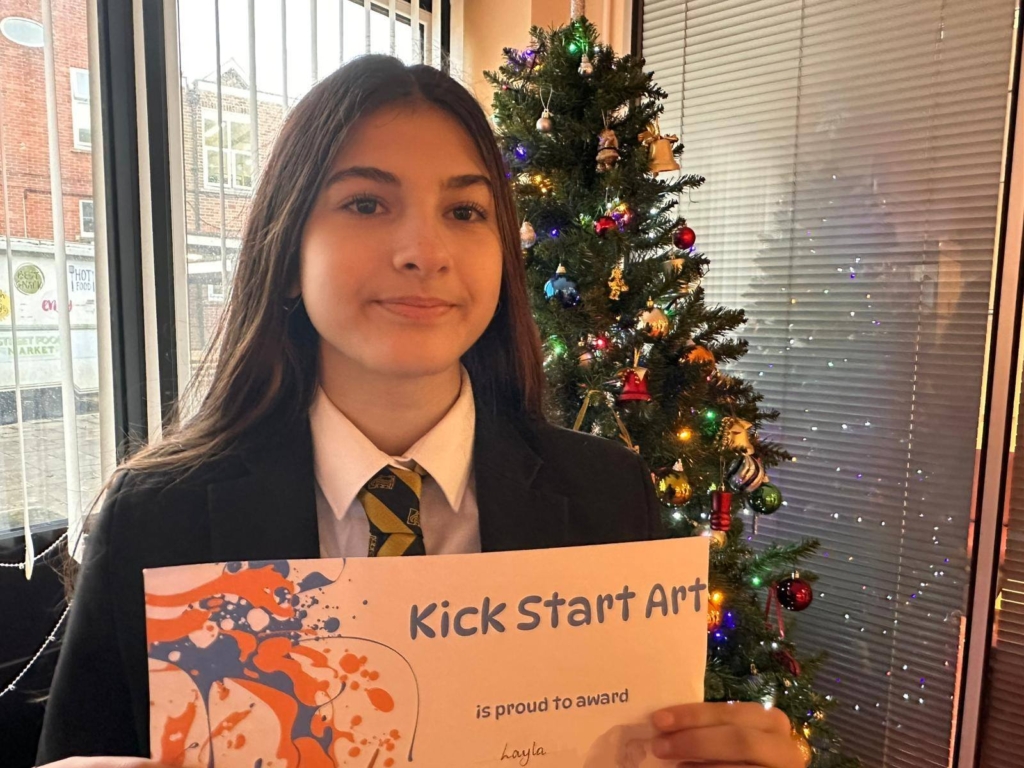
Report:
652,701,793,735
650,724,807,768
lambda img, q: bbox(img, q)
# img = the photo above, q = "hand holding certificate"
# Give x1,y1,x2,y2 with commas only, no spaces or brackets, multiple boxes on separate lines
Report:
145,538,709,767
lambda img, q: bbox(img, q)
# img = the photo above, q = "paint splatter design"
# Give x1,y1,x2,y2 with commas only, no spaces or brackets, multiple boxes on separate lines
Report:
146,560,418,767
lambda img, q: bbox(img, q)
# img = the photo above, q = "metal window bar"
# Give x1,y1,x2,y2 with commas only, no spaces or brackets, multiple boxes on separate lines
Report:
249,0,260,178
163,0,191,403
281,0,289,109
365,0,371,54
42,0,83,568
389,0,396,55
91,0,116,483
310,0,318,83
132,0,163,443
214,0,228,299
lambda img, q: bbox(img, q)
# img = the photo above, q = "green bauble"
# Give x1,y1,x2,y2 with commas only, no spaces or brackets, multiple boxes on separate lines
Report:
749,482,783,515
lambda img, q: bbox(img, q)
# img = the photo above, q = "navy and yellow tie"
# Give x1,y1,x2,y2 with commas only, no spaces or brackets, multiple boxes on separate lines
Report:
357,464,427,557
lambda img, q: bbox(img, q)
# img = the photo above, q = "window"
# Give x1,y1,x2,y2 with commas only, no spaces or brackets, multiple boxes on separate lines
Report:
202,111,253,191
641,1,1016,765
70,67,90,150
79,199,94,238
176,0,434,380
0,16,43,48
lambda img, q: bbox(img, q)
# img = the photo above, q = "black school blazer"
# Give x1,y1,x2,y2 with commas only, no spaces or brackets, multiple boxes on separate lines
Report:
36,405,664,762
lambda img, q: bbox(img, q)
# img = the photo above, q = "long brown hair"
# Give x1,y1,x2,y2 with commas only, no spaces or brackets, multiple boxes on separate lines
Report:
123,55,547,482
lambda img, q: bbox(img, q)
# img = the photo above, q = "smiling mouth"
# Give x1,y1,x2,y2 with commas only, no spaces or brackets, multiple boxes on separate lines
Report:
374,300,457,321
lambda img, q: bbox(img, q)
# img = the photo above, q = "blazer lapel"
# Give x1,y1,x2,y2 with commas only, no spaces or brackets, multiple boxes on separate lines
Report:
205,404,570,560
207,417,321,562
474,408,570,552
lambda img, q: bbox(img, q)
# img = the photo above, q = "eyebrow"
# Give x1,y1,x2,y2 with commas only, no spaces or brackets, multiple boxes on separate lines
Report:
323,166,492,193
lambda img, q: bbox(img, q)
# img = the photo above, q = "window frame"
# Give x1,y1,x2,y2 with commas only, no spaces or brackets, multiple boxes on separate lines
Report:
201,109,253,192
70,66,91,151
79,198,94,239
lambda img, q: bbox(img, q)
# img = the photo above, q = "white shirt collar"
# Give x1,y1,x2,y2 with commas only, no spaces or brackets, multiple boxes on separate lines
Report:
309,364,476,520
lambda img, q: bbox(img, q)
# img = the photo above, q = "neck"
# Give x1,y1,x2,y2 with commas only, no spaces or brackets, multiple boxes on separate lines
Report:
317,346,463,457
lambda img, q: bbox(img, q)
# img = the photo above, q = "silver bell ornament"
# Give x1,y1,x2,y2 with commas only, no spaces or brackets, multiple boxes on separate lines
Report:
520,220,537,249
536,87,555,134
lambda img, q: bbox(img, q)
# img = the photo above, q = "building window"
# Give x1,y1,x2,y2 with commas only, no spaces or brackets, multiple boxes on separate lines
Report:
203,111,253,191
80,199,94,238
0,16,43,48
70,68,91,150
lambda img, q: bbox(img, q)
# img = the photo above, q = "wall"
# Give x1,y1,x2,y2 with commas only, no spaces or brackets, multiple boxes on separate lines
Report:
460,0,631,110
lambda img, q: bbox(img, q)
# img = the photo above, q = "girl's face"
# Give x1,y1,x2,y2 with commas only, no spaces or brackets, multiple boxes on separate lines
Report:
299,101,503,380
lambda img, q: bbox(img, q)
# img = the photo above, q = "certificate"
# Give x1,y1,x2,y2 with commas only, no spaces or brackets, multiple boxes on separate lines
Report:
145,537,709,767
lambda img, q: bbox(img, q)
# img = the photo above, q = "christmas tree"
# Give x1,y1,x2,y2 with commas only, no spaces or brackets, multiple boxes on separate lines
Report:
485,14,859,768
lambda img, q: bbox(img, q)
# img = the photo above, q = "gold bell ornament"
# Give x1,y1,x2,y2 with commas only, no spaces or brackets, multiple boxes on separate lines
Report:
638,119,681,176
596,126,620,172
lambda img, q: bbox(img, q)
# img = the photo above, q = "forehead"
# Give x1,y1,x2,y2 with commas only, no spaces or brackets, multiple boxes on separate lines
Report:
331,100,487,173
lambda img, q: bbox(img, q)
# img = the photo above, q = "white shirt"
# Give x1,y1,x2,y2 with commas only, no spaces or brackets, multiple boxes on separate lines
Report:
309,364,481,558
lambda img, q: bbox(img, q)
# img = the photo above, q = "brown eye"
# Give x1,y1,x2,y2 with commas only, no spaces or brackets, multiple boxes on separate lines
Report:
352,197,379,214
451,203,487,222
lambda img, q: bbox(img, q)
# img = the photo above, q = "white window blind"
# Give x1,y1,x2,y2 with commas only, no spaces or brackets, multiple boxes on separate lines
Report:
642,1,1016,766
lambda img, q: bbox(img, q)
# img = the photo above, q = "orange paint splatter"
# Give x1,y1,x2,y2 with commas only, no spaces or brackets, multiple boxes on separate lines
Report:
215,681,230,701
158,698,197,766
366,688,394,713
210,709,251,738
147,608,211,645
340,653,365,674
294,736,334,768
233,679,302,766
243,669,259,679
350,681,361,691
253,637,330,706
335,731,355,743
367,670,380,681
351,715,363,727
146,565,296,619
222,629,258,662
349,746,361,757
389,729,401,740
235,734,246,748
384,759,394,767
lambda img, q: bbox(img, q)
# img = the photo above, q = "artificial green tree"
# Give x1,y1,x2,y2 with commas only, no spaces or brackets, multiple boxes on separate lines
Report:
486,17,859,768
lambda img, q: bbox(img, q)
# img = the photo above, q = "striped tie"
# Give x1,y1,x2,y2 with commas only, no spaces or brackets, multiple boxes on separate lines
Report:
357,464,427,557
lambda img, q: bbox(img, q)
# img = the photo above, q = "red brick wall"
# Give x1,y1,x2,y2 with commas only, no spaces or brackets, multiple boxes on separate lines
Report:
0,0,289,247
0,0,94,243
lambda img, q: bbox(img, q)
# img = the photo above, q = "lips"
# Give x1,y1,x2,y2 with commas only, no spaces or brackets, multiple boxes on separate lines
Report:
375,297,457,321
378,296,455,308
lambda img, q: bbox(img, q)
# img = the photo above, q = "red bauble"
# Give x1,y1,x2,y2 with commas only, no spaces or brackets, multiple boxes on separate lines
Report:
594,215,617,237
710,490,732,532
776,577,814,612
673,224,696,250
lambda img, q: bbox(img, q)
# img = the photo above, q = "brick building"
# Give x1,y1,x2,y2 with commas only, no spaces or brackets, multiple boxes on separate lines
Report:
0,0,290,402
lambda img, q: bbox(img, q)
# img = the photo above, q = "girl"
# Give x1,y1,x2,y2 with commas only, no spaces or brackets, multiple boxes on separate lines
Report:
35,56,809,768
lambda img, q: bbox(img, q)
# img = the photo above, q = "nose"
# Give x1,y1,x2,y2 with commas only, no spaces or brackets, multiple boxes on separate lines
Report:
391,212,453,276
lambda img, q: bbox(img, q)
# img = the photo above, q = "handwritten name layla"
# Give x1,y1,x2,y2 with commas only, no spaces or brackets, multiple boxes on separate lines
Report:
501,741,546,766
410,579,707,639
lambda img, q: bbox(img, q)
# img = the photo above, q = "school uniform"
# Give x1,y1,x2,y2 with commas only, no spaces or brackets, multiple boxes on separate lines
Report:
35,366,664,762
